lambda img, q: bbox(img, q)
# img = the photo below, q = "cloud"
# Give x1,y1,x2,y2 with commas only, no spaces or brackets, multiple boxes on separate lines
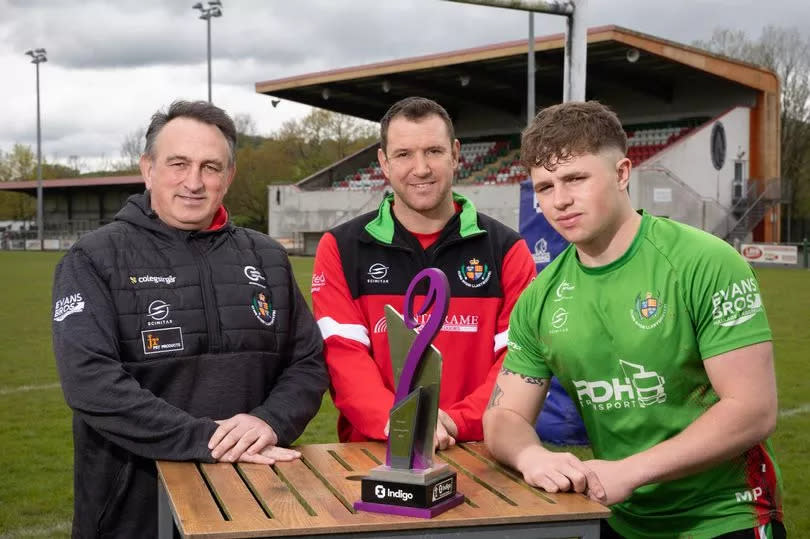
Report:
3,0,809,169
5,0,534,72
6,1,810,71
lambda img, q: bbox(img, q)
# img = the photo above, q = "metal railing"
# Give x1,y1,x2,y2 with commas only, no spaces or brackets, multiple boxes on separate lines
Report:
635,165,728,232
712,178,780,240
0,219,110,250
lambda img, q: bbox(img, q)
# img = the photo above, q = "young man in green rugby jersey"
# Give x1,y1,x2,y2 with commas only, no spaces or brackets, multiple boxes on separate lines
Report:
484,101,784,539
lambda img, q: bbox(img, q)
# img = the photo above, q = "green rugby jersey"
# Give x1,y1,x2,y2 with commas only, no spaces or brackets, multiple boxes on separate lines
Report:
504,211,782,538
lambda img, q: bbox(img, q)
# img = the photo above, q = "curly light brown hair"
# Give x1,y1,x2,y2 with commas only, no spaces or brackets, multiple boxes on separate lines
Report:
520,101,627,171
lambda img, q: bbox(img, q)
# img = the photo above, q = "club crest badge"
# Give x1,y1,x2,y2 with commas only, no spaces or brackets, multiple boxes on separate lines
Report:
631,291,667,330
457,258,491,288
638,293,658,319
251,289,276,326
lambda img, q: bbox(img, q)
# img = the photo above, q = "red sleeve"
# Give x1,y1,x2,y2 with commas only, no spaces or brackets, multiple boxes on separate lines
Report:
444,238,536,440
311,232,394,440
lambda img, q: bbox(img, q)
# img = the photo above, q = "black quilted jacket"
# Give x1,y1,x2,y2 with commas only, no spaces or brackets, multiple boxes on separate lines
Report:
52,192,327,538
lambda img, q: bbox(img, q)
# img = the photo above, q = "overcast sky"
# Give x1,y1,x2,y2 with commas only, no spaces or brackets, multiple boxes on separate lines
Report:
1,0,807,172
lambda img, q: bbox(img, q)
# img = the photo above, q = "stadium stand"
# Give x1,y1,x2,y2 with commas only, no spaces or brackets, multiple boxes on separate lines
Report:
454,118,710,185
625,118,707,167
333,161,387,190
330,117,711,190
6,27,779,252
331,139,513,189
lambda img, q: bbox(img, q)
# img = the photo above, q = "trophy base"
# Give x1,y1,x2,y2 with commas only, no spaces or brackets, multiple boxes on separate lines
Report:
355,465,463,518
353,493,464,518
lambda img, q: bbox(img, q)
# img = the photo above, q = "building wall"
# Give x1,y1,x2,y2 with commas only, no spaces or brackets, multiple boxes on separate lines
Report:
631,107,750,234
267,183,520,253
632,168,730,233
656,107,749,203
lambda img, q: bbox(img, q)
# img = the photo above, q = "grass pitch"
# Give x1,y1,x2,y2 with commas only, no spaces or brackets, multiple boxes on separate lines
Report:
0,251,807,537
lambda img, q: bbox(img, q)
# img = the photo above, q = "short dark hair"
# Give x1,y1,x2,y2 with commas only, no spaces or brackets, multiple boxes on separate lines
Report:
520,101,627,171
144,100,237,166
379,97,455,153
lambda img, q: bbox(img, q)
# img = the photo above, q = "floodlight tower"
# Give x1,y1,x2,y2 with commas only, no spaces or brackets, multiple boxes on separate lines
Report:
25,48,47,248
192,0,223,103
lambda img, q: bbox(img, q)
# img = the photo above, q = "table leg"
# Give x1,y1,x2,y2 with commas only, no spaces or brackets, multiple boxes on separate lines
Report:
579,519,601,539
158,478,178,539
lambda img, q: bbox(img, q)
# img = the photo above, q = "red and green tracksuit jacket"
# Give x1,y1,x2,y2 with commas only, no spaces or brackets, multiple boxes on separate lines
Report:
312,192,535,442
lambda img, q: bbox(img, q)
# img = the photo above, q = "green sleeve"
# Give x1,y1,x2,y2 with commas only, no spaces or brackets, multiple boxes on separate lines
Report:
686,239,772,359
502,282,553,379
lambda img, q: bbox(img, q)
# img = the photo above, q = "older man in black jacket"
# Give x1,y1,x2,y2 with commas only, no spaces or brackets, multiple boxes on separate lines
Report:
52,100,328,538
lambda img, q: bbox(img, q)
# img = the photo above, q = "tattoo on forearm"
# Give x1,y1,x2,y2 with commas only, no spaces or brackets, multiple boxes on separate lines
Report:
487,383,503,409
500,367,548,387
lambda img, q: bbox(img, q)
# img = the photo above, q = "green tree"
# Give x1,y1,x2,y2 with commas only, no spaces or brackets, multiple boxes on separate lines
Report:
0,144,82,220
0,145,36,220
0,144,36,181
225,109,377,231
226,140,295,231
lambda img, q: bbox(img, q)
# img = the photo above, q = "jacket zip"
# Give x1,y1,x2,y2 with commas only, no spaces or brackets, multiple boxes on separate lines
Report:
189,236,222,353
371,229,488,272
430,230,486,262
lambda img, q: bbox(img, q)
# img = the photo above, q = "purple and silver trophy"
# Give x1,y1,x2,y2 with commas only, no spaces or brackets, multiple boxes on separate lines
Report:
354,268,465,518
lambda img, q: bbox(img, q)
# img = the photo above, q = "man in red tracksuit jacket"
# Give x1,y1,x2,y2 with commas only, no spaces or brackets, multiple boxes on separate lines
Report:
312,96,535,448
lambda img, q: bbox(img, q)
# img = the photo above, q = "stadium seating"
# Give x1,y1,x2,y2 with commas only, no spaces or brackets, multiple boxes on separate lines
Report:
331,161,388,190
329,120,705,189
457,140,510,180
464,149,526,185
330,140,511,189
624,120,702,166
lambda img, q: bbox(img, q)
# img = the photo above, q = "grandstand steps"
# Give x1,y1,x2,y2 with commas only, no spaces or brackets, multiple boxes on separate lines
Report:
724,189,773,244
463,148,524,185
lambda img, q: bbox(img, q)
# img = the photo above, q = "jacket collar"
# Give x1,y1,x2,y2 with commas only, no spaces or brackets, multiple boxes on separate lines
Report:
114,190,233,239
364,191,484,245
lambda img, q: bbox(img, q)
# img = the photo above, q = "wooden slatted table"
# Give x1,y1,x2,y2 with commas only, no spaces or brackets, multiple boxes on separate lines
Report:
157,442,610,538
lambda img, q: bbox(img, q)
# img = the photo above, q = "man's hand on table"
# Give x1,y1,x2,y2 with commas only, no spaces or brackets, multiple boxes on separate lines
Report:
384,408,458,451
209,413,299,464
515,445,607,504
236,445,302,465
434,409,457,450
583,459,636,505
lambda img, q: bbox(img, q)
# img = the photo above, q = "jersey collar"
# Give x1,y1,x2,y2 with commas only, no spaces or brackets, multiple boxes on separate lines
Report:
364,192,483,245
576,210,650,275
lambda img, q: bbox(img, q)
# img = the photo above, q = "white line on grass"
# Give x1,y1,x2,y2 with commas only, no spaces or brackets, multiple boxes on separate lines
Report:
780,403,810,418
0,520,71,538
0,383,61,396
